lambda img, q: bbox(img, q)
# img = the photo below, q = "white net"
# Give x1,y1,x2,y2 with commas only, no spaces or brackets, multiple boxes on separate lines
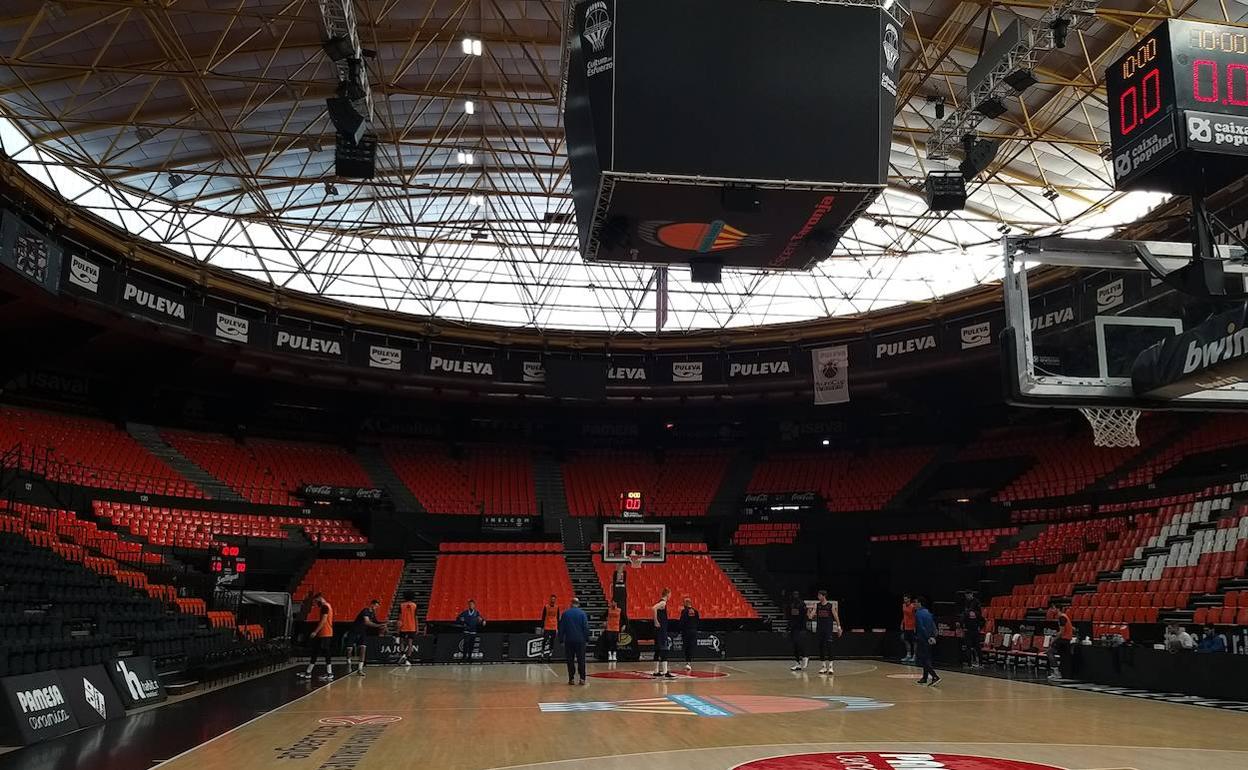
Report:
1079,407,1141,448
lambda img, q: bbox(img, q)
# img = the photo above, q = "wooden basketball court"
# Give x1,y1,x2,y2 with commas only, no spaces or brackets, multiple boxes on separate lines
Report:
151,660,1248,770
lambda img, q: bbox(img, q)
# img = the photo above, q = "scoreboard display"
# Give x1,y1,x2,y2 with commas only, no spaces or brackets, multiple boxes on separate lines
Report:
210,545,247,581
1107,20,1248,192
619,491,644,518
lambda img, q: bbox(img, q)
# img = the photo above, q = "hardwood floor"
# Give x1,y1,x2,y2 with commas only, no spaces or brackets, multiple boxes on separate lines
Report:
152,660,1248,770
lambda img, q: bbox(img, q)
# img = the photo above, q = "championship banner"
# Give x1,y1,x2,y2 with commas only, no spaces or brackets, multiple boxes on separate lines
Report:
812,345,849,405
106,656,166,708
0,210,62,294
0,671,79,745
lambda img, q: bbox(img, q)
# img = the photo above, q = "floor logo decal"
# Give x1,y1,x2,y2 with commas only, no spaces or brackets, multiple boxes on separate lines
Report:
539,694,891,717
734,752,1066,770
317,714,404,726
588,670,728,680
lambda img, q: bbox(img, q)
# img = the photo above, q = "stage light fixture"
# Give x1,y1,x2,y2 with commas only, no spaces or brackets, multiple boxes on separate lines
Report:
1051,17,1070,48
464,100,476,115
168,174,185,188
470,195,484,207
462,37,483,56
324,182,339,196
974,97,1007,119
322,35,355,62
1004,69,1038,92
925,170,967,211
927,95,945,120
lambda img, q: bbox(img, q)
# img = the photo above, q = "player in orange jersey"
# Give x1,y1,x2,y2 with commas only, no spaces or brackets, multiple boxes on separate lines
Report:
398,592,420,666
297,593,335,681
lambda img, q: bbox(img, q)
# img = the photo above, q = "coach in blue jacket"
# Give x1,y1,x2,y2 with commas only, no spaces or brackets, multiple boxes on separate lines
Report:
558,597,591,685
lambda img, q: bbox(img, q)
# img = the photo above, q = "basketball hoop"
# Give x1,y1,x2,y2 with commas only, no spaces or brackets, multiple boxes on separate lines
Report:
628,550,643,569
1078,407,1141,448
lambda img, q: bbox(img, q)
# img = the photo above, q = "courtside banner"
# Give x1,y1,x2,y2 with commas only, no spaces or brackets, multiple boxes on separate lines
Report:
0,671,79,745
60,665,124,728
811,345,849,405
365,635,433,664
434,633,504,663
106,656,166,708
0,210,62,295
507,633,566,661
945,310,1003,354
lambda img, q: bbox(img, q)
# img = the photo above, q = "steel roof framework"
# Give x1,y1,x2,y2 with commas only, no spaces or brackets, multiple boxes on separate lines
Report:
0,0,1239,333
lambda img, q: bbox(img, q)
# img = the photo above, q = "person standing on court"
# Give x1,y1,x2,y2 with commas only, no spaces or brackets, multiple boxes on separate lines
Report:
786,590,811,671
398,592,420,666
679,596,701,672
914,596,940,686
652,588,675,678
900,593,917,662
457,599,486,664
297,593,335,681
603,600,622,662
539,594,561,661
813,589,842,675
611,562,629,628
558,597,591,685
1047,600,1074,679
344,598,387,677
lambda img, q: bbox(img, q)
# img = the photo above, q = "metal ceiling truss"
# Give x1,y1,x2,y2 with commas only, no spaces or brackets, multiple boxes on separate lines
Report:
0,0,1238,333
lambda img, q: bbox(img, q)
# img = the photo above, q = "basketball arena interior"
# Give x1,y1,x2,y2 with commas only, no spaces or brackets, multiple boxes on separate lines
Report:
0,1,1247,769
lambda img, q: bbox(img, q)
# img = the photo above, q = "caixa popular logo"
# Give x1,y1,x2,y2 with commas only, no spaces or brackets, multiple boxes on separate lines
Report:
368,345,402,371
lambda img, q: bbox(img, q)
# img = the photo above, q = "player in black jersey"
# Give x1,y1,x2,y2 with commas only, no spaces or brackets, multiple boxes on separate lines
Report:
344,599,387,677
679,596,701,671
813,590,843,674
651,588,675,678
611,562,629,628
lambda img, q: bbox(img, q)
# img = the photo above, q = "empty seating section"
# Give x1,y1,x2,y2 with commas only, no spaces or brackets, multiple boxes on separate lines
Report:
591,545,757,620
986,496,1248,626
731,522,799,546
427,551,572,621
563,450,728,517
872,527,1018,553
383,442,536,515
959,421,1164,501
162,431,373,505
987,518,1129,567
0,407,202,498
1114,416,1248,489
295,559,404,622
2,500,163,566
747,447,933,512
93,500,365,549
439,542,562,552
0,504,240,676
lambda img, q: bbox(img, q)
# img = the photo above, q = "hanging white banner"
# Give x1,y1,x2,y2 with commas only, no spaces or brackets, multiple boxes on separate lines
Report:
811,345,849,405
